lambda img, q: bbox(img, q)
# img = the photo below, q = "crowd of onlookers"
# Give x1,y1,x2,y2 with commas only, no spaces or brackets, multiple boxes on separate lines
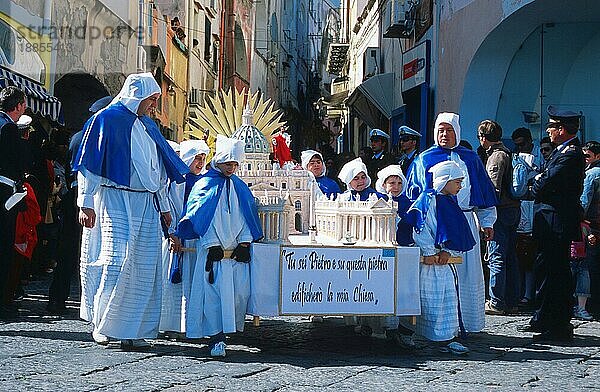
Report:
0,86,79,319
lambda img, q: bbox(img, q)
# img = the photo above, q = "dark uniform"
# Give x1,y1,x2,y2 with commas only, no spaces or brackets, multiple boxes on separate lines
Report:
0,117,27,317
397,126,422,175
366,129,395,180
528,107,585,339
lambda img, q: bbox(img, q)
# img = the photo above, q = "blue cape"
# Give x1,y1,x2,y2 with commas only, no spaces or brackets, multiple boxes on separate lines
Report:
348,187,388,201
72,102,188,185
184,172,203,204
393,194,414,246
316,176,341,199
177,167,263,241
405,145,497,208
405,190,476,252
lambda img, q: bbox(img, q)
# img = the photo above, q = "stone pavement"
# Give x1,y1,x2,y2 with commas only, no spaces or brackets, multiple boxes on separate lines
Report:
1,276,600,391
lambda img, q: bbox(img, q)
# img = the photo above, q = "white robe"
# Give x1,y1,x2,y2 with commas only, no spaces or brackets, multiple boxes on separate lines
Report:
159,182,185,332
450,151,496,332
413,196,460,341
78,119,169,339
185,179,254,338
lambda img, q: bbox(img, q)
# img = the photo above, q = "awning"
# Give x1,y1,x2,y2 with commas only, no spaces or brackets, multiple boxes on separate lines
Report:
346,72,396,129
0,66,63,124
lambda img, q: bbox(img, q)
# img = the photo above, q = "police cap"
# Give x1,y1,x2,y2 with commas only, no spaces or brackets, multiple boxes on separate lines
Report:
369,128,390,140
546,105,581,128
398,125,421,138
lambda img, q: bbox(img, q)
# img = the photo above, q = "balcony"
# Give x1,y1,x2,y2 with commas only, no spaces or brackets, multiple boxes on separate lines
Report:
326,43,349,75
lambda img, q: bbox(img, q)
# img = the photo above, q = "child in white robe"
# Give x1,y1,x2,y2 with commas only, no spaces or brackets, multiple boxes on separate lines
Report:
160,140,209,334
407,160,477,355
177,135,263,357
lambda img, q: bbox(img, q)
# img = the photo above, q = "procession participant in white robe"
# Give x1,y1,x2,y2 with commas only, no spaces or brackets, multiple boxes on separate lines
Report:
368,165,417,349
72,73,189,348
406,161,477,354
160,140,209,334
338,158,387,201
177,135,263,357
301,150,341,199
406,113,497,333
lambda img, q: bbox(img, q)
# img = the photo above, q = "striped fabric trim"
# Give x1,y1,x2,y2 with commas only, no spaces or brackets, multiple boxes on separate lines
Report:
0,66,63,124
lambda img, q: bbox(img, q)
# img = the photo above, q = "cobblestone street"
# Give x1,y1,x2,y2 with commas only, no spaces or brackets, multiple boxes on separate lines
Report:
0,276,599,391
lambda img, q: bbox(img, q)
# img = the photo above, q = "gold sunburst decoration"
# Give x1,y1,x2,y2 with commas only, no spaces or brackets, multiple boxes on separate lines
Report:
186,88,287,151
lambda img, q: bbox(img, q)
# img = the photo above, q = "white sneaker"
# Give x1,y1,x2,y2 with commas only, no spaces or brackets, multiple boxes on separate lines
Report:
574,306,594,321
440,341,469,355
92,330,109,345
210,341,226,357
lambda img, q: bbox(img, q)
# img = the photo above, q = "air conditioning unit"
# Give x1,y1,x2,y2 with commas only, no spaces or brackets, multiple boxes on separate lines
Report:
383,0,413,38
137,46,147,72
363,47,380,80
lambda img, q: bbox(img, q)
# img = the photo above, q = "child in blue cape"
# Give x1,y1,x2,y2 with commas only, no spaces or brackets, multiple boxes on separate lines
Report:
375,165,414,246
360,164,417,349
161,140,210,334
301,149,341,199
405,160,476,355
176,135,263,358
337,158,387,201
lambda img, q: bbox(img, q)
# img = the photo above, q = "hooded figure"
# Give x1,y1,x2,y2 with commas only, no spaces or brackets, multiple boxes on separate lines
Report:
160,139,211,333
338,158,386,201
301,149,340,199
405,112,497,334
177,135,262,357
376,165,413,246
407,160,475,351
73,73,189,349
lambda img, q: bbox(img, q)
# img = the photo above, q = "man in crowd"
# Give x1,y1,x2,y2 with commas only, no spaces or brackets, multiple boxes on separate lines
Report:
520,106,585,341
73,73,188,348
539,136,554,163
0,86,28,319
406,112,497,333
511,127,542,309
580,141,600,318
478,120,521,315
397,126,421,175
367,129,395,180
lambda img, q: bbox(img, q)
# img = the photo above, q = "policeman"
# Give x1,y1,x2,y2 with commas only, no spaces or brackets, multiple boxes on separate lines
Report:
366,129,395,180
521,105,585,341
397,125,421,175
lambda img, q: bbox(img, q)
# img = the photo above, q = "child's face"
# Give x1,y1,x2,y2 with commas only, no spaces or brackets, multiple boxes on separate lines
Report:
442,178,463,195
307,155,324,177
384,175,403,196
189,153,206,175
349,172,368,192
216,161,239,177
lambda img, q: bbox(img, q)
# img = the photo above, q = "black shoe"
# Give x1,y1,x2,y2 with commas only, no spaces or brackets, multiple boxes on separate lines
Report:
0,304,19,320
532,329,574,342
46,302,69,315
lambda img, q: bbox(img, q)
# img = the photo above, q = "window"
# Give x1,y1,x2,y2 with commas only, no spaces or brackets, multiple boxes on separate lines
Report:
248,163,251,170
204,16,211,61
282,182,287,189
296,181,300,189
295,201,301,211
270,183,275,187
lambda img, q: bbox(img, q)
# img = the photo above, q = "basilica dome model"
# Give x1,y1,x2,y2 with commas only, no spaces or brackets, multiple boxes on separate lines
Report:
233,105,312,234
